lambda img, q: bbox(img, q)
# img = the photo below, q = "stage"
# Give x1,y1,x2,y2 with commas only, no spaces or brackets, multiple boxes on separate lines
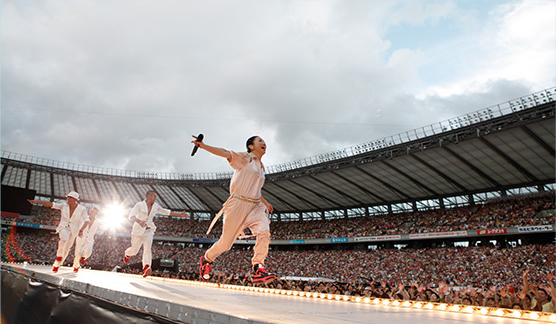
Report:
1,263,553,324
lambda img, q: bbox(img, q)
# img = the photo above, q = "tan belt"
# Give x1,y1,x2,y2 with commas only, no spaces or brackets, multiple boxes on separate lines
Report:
205,193,261,235
231,193,261,204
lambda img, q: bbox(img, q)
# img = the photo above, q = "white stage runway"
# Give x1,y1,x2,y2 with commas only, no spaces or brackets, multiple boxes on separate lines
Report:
2,263,553,324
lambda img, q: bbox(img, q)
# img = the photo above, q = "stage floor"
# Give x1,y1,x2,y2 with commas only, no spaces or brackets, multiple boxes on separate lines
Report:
2,263,552,324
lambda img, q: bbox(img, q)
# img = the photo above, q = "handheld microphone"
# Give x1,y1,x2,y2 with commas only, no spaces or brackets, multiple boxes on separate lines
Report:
191,134,204,156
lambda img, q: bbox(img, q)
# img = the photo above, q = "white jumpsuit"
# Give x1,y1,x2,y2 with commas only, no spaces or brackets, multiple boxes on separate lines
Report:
205,151,271,266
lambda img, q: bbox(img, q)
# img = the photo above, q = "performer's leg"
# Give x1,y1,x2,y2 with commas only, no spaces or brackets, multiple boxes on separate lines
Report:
60,234,77,264
205,201,250,262
246,204,271,266
73,237,86,268
142,230,154,269
125,233,144,257
252,231,271,265
246,204,276,283
53,241,66,268
83,240,94,259
54,228,72,267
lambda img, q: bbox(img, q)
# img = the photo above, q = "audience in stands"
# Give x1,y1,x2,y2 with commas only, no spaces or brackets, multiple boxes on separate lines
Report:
2,226,555,312
5,192,554,240
2,192,555,311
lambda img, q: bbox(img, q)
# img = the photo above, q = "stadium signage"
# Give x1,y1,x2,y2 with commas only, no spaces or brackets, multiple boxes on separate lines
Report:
517,225,553,233
477,228,507,235
0,220,47,229
409,231,467,239
289,240,305,244
354,235,402,242
192,238,217,243
330,238,348,243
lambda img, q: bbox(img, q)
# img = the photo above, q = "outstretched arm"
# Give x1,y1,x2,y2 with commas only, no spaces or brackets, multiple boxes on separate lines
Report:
191,135,231,160
547,273,556,309
170,211,190,219
522,270,530,294
28,200,53,208
522,270,537,296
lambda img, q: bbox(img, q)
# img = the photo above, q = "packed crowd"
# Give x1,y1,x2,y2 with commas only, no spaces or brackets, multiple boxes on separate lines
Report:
269,193,555,239
113,244,556,313
4,192,554,240
3,228,554,311
2,192,555,311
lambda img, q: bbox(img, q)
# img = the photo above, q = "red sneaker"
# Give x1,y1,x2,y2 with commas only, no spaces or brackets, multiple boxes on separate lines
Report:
142,265,152,278
52,266,59,273
251,264,277,283
80,257,86,266
199,256,212,281
123,255,130,264
73,267,79,273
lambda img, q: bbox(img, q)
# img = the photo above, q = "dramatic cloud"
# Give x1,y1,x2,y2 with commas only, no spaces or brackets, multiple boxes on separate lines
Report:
1,0,554,174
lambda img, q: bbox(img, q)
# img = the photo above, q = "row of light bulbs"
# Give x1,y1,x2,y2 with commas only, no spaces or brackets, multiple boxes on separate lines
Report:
12,263,554,323
153,277,556,323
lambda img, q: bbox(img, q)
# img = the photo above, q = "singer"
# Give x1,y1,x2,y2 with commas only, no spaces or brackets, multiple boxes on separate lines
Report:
191,135,277,283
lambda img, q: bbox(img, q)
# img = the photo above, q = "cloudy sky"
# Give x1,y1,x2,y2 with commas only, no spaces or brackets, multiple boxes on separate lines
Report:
1,0,554,174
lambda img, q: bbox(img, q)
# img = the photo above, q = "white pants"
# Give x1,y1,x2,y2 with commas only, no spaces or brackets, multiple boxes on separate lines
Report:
124,229,155,268
73,236,94,269
54,226,77,267
205,199,271,266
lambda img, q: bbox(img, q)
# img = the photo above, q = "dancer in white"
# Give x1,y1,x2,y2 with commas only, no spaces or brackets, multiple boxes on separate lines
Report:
192,135,277,283
123,190,189,277
73,207,100,272
28,191,90,273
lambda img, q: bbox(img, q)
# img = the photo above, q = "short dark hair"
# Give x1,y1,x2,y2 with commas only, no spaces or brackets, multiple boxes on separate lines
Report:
511,303,523,309
246,136,259,153
537,288,551,301
146,190,156,198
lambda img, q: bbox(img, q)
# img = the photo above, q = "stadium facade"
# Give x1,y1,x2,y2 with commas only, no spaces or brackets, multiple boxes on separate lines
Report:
1,87,555,250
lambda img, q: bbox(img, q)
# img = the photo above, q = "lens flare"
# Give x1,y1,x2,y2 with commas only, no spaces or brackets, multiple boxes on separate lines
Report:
101,203,127,231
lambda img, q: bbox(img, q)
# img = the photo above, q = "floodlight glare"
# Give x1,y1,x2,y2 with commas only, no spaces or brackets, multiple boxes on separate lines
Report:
101,203,127,230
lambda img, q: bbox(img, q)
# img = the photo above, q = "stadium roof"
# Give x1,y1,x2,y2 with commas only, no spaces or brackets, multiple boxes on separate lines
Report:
2,88,555,218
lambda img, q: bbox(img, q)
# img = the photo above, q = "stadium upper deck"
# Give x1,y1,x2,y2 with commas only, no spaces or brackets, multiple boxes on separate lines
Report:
2,87,554,221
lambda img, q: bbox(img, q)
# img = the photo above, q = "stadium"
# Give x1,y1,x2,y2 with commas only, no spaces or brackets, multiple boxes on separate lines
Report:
1,88,555,323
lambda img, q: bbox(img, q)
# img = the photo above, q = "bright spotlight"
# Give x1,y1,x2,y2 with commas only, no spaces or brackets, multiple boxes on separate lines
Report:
101,203,127,231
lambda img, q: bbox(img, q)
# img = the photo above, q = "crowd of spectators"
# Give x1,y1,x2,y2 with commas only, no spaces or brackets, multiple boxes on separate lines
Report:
2,191,555,312
5,192,554,240
123,243,556,312
268,192,554,239
3,228,554,311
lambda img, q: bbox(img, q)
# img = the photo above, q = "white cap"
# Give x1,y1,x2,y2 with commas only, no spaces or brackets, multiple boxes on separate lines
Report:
66,191,80,200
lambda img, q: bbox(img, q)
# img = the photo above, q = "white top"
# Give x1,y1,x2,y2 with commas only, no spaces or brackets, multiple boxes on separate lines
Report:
82,219,101,243
228,151,265,199
52,203,90,237
128,200,171,235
